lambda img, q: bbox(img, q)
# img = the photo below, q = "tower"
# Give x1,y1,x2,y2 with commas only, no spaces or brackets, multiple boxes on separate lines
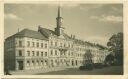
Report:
55,6,65,36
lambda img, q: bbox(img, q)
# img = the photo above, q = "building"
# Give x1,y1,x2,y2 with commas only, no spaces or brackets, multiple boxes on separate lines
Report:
4,7,109,70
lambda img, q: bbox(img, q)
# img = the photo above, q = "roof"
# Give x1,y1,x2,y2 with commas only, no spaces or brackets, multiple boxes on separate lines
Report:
5,27,106,49
38,27,56,38
63,33,72,39
14,29,47,40
38,26,72,40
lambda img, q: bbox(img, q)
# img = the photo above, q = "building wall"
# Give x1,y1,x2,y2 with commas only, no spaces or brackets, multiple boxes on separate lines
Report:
49,36,75,68
5,35,109,70
4,36,16,70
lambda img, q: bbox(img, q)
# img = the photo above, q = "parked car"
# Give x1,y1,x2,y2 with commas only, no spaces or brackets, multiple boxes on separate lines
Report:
79,64,93,70
93,63,103,69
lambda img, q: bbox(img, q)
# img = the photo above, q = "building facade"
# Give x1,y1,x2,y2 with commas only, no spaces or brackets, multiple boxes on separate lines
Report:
4,7,110,70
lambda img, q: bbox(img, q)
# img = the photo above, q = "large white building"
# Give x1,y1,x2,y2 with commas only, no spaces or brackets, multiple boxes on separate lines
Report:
4,7,109,70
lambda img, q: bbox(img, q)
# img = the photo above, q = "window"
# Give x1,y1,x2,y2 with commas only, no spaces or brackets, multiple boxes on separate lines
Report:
32,51,35,56
41,52,43,56
37,60,39,65
41,43,43,48
45,52,47,56
55,50,57,55
55,59,57,63
51,41,53,46
36,51,39,56
32,42,35,47
19,50,22,56
27,41,30,47
60,43,62,47
51,50,53,56
27,51,30,56
71,52,73,56
51,60,53,63
64,43,66,47
68,51,70,56
60,52,63,55
45,44,47,48
64,52,66,55
19,41,22,47
55,42,57,46
41,60,43,65
32,60,34,65
37,42,39,47
45,60,47,65
71,44,73,48
27,61,30,66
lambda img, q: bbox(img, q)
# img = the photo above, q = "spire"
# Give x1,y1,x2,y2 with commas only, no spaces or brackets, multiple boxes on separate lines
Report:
55,5,64,36
58,6,61,18
56,5,63,28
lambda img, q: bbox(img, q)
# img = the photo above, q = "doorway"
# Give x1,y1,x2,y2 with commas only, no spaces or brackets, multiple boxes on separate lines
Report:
18,61,23,70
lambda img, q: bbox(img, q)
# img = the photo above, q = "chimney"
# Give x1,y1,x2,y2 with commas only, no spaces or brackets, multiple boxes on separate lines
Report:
38,25,41,32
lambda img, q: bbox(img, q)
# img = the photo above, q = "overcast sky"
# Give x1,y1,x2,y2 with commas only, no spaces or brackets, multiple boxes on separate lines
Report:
4,3,123,46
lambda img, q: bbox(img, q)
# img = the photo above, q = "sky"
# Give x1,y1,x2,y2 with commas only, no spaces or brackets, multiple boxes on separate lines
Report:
4,3,123,46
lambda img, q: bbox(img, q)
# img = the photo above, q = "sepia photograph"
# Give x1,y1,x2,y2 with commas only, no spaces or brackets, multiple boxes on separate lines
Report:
4,3,123,75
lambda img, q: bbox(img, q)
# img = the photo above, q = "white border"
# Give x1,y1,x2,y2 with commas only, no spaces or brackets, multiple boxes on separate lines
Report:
1,0,128,79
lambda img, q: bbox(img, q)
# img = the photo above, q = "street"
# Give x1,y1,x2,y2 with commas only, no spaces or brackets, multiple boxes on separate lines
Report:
37,66,123,75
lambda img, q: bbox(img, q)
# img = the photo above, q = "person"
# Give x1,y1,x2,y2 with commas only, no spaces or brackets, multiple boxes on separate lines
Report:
5,66,11,75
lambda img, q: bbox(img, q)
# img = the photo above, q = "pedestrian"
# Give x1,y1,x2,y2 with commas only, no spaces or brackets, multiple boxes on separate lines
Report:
5,66,11,75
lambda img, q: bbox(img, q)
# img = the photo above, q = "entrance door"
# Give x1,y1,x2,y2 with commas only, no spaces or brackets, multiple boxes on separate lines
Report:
18,61,23,70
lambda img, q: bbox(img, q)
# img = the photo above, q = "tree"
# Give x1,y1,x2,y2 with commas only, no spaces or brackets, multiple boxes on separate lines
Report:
107,32,123,65
84,50,93,65
105,54,115,65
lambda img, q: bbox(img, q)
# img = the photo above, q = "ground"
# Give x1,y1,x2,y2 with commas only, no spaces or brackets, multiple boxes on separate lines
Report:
10,66,123,75
37,66,123,75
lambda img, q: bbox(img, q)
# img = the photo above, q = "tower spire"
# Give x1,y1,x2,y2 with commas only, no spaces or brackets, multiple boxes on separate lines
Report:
58,6,61,18
56,5,63,28
55,5,64,36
